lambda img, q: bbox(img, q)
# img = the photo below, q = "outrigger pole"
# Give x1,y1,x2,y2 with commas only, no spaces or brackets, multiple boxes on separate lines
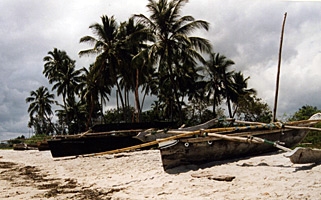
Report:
273,12,287,122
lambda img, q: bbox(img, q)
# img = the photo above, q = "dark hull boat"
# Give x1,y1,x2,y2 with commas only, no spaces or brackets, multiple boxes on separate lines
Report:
48,134,143,157
158,115,321,171
159,128,307,170
48,121,177,158
37,141,50,151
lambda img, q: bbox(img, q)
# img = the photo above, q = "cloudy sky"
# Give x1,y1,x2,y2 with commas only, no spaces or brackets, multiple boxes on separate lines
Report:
1,0,320,140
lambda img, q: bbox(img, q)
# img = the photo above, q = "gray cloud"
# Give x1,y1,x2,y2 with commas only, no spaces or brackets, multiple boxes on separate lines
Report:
1,0,321,140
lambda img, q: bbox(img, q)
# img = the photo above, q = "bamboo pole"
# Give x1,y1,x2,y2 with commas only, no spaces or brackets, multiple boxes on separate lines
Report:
273,12,287,122
208,133,293,152
80,129,145,137
283,125,321,132
208,132,261,143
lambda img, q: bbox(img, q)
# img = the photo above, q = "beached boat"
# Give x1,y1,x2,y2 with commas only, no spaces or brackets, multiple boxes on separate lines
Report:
13,143,38,150
47,121,177,158
37,141,50,151
158,115,321,171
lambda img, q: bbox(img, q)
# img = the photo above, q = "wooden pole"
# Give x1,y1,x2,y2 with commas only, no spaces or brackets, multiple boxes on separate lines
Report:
273,12,287,122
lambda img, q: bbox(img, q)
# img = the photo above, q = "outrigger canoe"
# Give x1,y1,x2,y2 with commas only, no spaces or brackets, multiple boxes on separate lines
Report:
158,113,321,171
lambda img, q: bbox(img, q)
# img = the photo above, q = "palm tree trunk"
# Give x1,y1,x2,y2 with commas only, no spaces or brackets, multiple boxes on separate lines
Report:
44,113,59,134
223,73,233,118
115,81,126,121
86,95,94,130
166,56,183,123
134,68,141,122
140,90,147,114
213,92,217,118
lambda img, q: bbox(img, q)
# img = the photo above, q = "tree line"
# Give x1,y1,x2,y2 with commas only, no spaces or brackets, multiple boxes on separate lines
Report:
26,0,271,135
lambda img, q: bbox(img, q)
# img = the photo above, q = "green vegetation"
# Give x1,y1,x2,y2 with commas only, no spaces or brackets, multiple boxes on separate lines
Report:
1,134,49,149
289,105,321,148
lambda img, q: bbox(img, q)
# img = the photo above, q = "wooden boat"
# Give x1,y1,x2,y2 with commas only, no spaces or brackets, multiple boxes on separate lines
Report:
285,147,321,164
158,115,321,171
37,141,50,151
47,121,177,158
13,143,38,150
13,143,28,150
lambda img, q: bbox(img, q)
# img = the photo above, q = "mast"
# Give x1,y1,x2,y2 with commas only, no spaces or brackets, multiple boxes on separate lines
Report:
273,12,287,122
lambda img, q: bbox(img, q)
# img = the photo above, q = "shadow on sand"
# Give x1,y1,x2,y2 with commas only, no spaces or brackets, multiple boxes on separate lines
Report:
164,151,320,174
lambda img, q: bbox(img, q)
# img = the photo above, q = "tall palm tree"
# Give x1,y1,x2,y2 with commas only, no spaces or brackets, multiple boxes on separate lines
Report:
204,53,234,117
135,0,212,122
79,64,111,129
118,17,154,122
43,48,81,107
230,71,257,118
43,48,71,84
55,97,87,134
79,15,125,113
139,60,159,113
26,86,56,135
51,59,83,106
80,15,154,122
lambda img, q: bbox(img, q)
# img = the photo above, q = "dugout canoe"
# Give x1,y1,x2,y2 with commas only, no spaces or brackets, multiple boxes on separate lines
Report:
158,116,321,171
47,121,177,158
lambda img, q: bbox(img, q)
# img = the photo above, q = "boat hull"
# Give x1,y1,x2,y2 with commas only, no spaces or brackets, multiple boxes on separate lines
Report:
159,128,307,170
48,135,143,158
48,121,177,158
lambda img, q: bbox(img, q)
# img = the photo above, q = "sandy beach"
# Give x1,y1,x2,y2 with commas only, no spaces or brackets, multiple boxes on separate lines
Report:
0,149,320,200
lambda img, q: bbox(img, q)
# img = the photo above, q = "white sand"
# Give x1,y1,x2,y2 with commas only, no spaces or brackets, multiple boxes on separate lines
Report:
0,149,320,200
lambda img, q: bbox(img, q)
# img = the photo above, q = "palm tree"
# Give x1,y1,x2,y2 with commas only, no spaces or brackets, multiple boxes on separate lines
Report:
204,53,234,117
117,17,154,122
80,15,155,122
214,54,235,118
79,64,111,129
230,71,257,118
43,48,71,84
51,59,83,106
135,0,212,122
26,86,56,135
79,15,125,113
43,48,81,107
139,60,159,113
55,97,87,134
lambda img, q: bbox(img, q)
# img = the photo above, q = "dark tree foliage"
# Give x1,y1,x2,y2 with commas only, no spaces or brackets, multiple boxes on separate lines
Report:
290,105,321,148
288,105,321,121
235,96,272,123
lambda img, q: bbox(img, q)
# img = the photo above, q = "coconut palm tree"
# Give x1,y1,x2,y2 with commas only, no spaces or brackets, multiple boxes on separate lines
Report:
117,17,154,122
55,97,87,134
135,0,212,122
204,53,234,117
51,59,83,105
78,64,111,129
230,71,257,118
80,15,155,122
26,86,56,135
43,48,82,107
79,15,125,113
43,48,71,84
